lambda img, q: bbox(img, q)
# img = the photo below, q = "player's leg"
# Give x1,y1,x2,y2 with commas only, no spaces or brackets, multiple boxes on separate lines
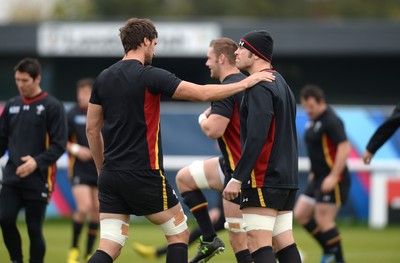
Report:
24,199,47,263
0,185,24,262
85,186,100,260
176,157,223,242
294,184,327,252
223,199,252,263
68,184,91,262
145,203,189,263
315,176,349,263
273,190,302,263
242,206,277,263
88,213,130,263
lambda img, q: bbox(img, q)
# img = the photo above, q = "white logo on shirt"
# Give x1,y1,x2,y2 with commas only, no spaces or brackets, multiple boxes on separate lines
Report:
242,198,248,202
9,106,20,114
23,105,30,111
313,121,322,132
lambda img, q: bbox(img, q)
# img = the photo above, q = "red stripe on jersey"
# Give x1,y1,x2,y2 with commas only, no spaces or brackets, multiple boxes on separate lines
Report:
22,92,48,104
221,103,241,170
144,88,161,170
253,115,276,187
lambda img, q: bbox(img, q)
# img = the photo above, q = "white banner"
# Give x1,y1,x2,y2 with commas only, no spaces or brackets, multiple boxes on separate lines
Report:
37,21,221,57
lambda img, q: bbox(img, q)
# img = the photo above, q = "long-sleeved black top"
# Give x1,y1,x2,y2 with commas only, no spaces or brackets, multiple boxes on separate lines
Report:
0,92,67,193
366,103,400,154
233,70,298,189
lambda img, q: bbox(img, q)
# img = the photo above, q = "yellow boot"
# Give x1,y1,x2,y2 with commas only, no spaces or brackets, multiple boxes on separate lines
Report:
132,242,157,259
67,247,80,263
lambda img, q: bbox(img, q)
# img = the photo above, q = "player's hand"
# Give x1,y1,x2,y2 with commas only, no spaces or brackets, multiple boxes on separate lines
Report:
244,71,275,88
16,155,38,178
76,146,93,162
321,174,338,193
362,150,374,165
222,178,241,201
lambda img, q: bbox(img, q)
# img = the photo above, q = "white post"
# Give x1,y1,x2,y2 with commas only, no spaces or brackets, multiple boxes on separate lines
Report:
369,172,388,228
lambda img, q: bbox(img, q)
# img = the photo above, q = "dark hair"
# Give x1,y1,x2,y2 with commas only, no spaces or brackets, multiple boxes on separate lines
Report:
300,84,325,102
210,38,238,65
14,57,41,80
119,18,158,54
76,78,94,90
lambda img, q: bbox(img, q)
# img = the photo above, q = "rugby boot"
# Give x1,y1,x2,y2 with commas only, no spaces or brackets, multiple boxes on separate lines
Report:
189,236,225,263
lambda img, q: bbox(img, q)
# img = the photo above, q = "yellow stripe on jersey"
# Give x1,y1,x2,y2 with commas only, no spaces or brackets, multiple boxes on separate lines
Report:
322,134,334,168
221,136,235,171
159,170,168,210
257,188,266,207
154,120,161,170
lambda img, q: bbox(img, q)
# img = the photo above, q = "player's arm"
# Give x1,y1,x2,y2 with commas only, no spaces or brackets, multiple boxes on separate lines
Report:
199,110,230,139
363,104,400,164
86,103,104,173
322,141,351,193
172,71,275,101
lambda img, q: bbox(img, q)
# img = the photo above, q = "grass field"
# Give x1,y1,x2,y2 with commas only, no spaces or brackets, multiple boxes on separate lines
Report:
0,218,399,262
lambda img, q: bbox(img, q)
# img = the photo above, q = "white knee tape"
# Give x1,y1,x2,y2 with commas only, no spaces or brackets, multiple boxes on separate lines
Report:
224,217,245,233
272,212,293,237
243,214,276,232
159,209,188,236
189,160,210,189
100,218,129,246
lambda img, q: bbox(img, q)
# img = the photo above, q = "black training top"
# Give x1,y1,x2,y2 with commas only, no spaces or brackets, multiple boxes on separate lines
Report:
304,106,349,181
67,105,97,178
0,92,67,193
90,59,182,171
211,73,246,173
233,70,298,189
366,103,400,154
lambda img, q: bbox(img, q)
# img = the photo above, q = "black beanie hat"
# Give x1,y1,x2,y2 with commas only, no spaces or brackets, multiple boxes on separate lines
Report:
239,30,273,63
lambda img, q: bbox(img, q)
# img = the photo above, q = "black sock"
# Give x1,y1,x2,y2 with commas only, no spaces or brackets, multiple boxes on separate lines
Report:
321,227,345,262
87,250,113,263
303,218,325,250
182,190,216,242
86,222,99,256
156,245,168,257
235,249,253,263
166,243,188,263
276,243,302,263
251,246,276,263
72,221,84,248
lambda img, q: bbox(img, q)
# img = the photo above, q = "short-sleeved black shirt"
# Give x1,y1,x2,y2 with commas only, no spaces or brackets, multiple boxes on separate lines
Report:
304,106,349,180
67,105,97,178
211,73,246,173
90,60,182,171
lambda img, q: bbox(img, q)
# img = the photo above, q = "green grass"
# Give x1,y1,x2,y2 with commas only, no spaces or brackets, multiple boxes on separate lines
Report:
1,218,399,262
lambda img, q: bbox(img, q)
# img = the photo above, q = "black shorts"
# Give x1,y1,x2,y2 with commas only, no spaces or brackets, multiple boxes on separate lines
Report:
71,173,98,187
219,157,240,205
0,184,49,203
303,175,351,206
240,187,297,211
98,169,179,216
